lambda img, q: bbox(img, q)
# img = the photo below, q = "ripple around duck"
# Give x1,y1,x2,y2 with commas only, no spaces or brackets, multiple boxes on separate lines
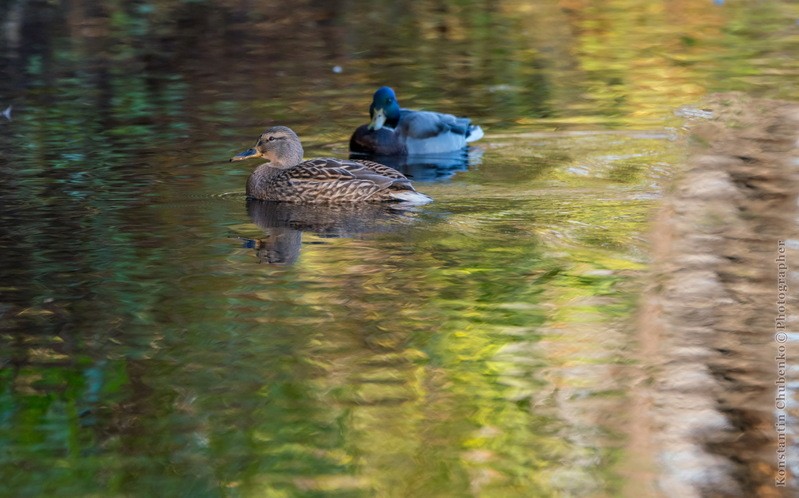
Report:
187,191,248,201
143,191,247,208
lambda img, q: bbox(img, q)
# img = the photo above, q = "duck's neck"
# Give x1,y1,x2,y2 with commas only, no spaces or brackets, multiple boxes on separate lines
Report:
256,146,304,171
247,162,284,196
253,162,284,177
385,112,400,129
266,143,304,169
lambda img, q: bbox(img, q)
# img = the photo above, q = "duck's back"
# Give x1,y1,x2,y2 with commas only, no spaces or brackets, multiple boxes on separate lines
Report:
248,158,423,204
397,110,483,155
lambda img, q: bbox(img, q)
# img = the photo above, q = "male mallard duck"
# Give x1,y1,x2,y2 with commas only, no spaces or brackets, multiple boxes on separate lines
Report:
350,86,483,156
230,126,430,204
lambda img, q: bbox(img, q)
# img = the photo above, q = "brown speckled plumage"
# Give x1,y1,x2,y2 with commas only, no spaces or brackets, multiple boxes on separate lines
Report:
231,126,427,204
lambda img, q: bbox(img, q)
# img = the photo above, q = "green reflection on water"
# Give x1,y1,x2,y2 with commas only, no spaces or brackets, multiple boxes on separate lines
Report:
0,0,797,496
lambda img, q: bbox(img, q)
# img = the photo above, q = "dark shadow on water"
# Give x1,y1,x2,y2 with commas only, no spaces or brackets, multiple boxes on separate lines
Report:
243,199,420,264
349,147,483,182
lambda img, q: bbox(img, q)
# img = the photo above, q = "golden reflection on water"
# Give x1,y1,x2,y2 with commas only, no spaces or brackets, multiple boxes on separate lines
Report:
218,131,663,496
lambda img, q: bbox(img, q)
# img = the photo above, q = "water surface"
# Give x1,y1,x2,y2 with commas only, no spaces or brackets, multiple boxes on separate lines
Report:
1,1,797,496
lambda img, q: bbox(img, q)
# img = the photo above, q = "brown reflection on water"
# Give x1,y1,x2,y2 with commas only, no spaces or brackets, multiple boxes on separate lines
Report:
635,94,799,497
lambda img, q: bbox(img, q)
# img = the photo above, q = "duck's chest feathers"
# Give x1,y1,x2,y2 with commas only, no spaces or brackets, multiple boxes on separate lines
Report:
247,164,283,197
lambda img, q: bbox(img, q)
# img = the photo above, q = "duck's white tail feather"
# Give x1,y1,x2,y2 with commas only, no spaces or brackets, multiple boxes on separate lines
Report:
389,190,433,205
466,125,484,143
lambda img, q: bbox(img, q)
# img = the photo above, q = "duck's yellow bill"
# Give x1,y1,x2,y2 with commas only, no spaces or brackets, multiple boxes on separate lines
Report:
368,109,387,131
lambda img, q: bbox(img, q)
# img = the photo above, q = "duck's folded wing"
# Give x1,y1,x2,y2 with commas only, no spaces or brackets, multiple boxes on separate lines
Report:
339,160,414,189
398,110,472,138
348,159,407,179
287,159,410,190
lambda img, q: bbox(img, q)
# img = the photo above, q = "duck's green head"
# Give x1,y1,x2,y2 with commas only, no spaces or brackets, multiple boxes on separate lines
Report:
230,126,304,169
368,86,401,130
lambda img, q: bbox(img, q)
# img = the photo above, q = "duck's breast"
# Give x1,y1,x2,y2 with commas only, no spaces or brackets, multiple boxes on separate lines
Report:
350,125,406,155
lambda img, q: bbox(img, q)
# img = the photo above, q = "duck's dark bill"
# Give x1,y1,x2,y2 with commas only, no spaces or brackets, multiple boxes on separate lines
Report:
230,148,258,161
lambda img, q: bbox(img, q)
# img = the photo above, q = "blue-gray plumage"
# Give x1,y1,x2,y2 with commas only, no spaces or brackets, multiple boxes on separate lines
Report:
350,87,483,156
231,126,431,204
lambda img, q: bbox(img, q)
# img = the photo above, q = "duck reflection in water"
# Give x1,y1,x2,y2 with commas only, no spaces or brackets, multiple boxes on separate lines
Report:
242,199,418,265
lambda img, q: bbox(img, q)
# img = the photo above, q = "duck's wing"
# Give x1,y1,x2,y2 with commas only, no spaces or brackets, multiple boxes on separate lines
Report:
346,159,409,180
264,159,429,204
398,110,474,139
296,158,408,183
281,158,414,192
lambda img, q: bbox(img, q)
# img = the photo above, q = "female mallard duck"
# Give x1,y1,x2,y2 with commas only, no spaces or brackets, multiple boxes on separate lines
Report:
230,126,431,204
350,86,483,156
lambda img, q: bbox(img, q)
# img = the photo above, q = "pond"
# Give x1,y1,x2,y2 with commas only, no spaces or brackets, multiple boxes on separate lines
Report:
1,1,797,496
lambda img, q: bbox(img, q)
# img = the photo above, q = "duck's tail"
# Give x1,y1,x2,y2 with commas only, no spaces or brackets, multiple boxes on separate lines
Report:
389,189,433,205
466,125,484,143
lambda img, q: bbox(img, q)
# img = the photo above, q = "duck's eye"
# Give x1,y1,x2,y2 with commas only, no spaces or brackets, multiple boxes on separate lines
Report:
268,136,276,142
